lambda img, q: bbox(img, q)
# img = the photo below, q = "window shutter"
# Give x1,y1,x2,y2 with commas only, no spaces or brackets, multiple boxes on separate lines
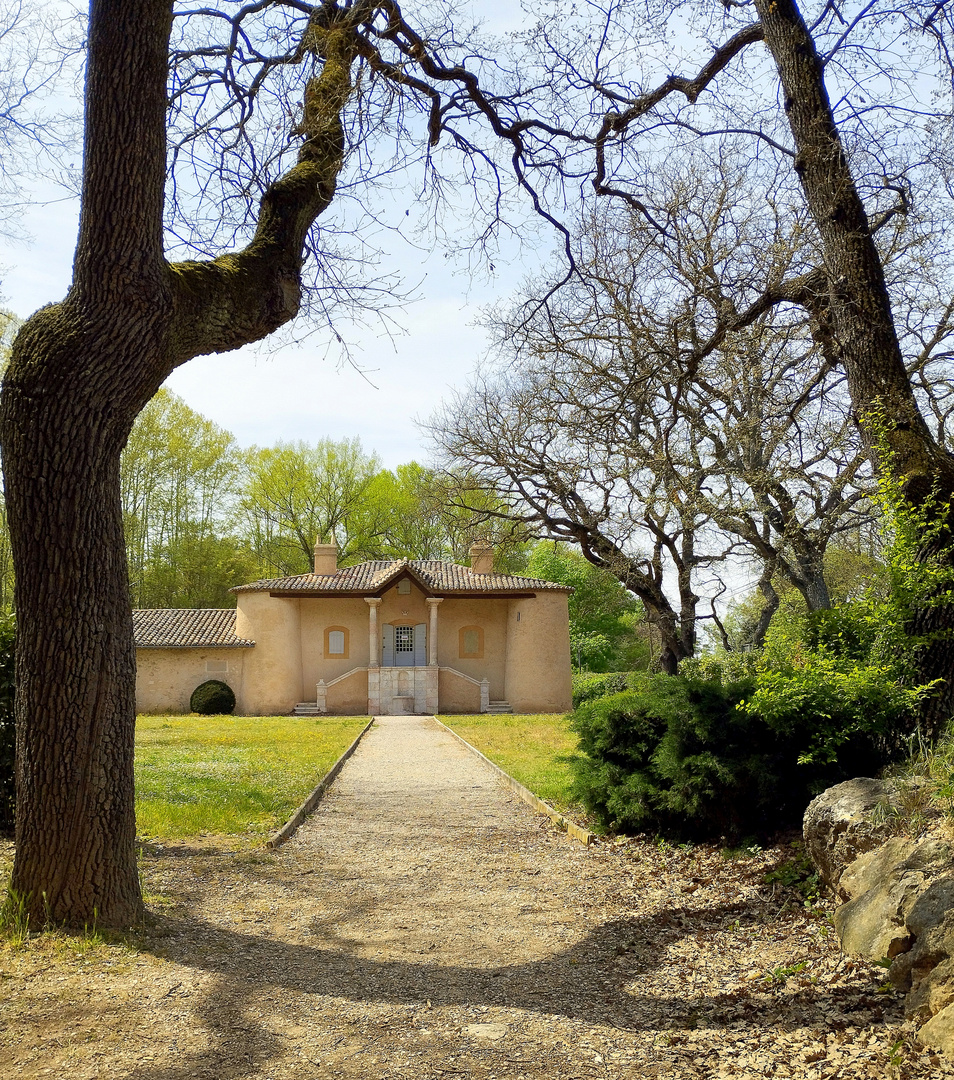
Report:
414,623,427,667
382,623,394,666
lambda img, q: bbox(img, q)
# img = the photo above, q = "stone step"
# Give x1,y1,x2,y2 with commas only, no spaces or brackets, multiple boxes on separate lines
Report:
485,700,513,714
293,703,323,716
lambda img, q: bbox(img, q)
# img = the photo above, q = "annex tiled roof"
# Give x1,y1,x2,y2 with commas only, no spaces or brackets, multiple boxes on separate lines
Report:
231,559,572,596
133,609,255,648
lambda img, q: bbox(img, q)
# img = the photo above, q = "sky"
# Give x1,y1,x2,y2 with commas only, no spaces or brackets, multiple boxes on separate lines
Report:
0,0,539,472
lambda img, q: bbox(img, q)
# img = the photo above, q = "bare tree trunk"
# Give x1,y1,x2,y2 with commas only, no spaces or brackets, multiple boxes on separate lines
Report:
0,0,360,926
3,317,150,926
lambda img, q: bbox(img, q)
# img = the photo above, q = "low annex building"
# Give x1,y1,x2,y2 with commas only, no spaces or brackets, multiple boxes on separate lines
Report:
133,541,573,716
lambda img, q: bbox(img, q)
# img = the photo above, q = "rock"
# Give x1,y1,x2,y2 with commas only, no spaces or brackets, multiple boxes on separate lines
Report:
463,1023,508,1040
806,778,954,1046
907,875,954,937
833,839,951,962
905,906,954,1022
918,1001,954,1055
802,778,895,896
909,957,954,1023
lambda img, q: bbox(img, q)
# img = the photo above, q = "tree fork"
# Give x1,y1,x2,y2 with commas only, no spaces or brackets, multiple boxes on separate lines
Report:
0,0,362,927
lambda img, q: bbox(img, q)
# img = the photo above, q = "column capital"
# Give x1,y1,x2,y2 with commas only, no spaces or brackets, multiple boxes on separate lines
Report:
365,597,383,607
425,596,443,606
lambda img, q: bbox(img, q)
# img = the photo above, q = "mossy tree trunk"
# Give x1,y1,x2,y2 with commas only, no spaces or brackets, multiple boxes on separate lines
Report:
0,0,359,927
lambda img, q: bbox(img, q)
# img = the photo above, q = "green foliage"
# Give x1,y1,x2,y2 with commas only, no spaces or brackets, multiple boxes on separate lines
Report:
570,533,932,839
123,389,247,608
680,652,759,683
525,542,648,672
568,652,904,840
0,612,13,836
240,437,384,575
572,670,639,707
762,843,822,906
705,542,887,653
373,463,532,568
737,602,930,768
189,679,236,716
570,677,789,840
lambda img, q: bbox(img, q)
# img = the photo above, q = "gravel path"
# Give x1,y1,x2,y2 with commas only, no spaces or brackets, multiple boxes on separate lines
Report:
2,714,951,1078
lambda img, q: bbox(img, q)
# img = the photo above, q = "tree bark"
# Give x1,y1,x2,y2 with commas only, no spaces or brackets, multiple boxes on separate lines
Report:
0,0,360,927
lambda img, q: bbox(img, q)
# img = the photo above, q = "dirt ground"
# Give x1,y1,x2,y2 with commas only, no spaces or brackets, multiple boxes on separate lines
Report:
1,716,951,1079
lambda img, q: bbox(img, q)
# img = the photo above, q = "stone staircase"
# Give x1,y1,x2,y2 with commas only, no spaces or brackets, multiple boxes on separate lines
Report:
484,700,513,714
292,702,324,716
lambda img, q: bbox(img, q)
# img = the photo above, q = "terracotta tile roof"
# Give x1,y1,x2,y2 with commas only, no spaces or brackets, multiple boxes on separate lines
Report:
133,609,255,648
231,558,572,595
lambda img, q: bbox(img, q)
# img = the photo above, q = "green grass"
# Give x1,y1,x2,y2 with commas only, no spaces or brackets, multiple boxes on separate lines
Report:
438,713,580,811
135,714,369,841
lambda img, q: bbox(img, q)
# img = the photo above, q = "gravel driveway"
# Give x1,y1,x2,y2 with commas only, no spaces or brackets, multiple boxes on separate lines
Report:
1,714,950,1078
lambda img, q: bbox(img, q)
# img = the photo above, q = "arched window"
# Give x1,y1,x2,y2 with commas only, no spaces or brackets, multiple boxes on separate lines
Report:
325,626,349,659
459,625,484,659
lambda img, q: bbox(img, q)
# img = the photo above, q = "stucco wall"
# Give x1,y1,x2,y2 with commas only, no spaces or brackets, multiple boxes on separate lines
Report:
323,667,370,714
136,648,249,714
436,597,508,700
183,576,573,715
503,592,573,712
437,668,483,713
300,596,371,691
235,591,302,715
299,585,510,700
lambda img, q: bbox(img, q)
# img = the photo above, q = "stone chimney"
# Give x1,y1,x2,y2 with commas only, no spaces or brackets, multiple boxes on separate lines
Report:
314,540,338,576
468,541,494,576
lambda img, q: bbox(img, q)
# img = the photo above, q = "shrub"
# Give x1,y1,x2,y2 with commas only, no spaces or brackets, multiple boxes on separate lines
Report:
572,670,636,707
570,676,785,841
0,613,14,837
190,679,236,716
744,603,931,767
568,661,910,841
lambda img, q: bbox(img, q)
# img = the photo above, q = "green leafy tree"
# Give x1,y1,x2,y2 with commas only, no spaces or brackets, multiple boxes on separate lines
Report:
373,463,531,568
240,438,384,575
524,542,648,672
121,388,248,608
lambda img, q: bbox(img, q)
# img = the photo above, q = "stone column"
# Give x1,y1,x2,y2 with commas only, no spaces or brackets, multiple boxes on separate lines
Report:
366,597,382,715
426,597,443,666
366,598,382,668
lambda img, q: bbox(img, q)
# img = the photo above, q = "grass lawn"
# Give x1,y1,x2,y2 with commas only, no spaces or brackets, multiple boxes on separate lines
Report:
438,713,581,812
134,714,369,842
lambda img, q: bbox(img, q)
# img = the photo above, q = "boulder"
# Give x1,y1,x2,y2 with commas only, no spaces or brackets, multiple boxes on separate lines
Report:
805,778,954,1055
918,1001,954,1056
904,902,954,1022
834,839,951,962
803,777,896,896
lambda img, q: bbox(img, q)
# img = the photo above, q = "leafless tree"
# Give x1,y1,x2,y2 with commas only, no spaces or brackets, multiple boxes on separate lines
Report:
406,0,954,731
430,177,878,669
